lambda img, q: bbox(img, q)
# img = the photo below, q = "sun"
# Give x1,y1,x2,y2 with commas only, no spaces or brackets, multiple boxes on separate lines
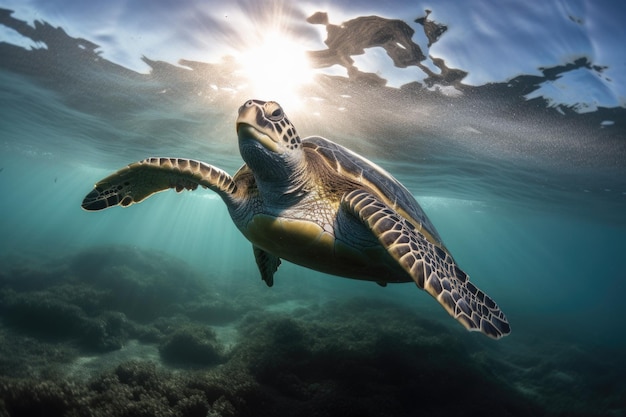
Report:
235,31,314,110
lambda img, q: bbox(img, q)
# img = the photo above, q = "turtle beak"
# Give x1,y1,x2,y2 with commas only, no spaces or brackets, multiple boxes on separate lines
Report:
237,123,283,154
236,102,284,154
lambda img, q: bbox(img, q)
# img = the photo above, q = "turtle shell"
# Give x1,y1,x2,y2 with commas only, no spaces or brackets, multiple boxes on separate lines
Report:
302,136,444,249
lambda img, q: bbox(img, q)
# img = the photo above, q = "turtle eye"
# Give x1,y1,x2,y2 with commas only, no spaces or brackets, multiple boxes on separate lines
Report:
268,107,284,122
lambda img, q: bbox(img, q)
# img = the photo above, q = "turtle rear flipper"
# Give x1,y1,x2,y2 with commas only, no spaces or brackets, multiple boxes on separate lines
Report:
82,157,238,211
342,189,511,339
253,246,281,287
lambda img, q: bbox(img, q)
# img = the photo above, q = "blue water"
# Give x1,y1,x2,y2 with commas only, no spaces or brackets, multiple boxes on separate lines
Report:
1,1,625,416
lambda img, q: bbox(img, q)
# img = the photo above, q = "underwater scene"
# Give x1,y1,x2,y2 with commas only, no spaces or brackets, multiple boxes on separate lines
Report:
1,0,625,416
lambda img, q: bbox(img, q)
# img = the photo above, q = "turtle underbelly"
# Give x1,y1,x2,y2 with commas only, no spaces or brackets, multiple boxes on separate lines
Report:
241,213,410,283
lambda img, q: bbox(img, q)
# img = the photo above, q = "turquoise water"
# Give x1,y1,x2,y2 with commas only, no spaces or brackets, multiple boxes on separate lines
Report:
1,2,625,416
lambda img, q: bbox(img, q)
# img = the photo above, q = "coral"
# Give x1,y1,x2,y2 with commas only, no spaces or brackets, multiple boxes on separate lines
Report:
0,360,261,417
69,246,210,323
228,304,538,417
0,245,246,367
0,379,88,417
80,312,130,352
159,325,226,367
0,290,132,352
0,247,623,416
1,291,88,340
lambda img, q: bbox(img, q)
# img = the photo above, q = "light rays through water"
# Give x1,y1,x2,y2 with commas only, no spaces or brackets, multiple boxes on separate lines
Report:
234,30,315,110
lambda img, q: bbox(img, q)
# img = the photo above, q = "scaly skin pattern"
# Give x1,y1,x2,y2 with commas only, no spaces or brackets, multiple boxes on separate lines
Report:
342,189,510,339
82,99,511,339
82,157,239,210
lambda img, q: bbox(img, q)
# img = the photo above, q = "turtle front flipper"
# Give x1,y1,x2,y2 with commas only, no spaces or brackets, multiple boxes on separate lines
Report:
82,157,238,211
341,189,511,339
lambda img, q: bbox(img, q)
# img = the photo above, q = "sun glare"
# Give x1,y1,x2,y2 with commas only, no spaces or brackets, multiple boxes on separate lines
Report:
236,31,314,110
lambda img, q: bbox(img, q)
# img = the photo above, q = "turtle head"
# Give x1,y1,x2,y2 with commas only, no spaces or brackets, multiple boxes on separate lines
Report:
236,99,301,153
236,99,305,186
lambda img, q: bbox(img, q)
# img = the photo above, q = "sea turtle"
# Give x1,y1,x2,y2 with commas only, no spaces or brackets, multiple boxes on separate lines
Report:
82,99,510,339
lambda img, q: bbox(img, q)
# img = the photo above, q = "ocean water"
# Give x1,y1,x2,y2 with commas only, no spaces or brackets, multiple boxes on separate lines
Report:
1,1,625,416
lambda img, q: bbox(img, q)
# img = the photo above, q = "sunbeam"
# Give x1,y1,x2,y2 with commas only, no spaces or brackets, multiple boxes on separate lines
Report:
235,30,314,109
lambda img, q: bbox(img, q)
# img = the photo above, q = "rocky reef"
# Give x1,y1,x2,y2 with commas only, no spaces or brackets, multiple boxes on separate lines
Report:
0,246,623,416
